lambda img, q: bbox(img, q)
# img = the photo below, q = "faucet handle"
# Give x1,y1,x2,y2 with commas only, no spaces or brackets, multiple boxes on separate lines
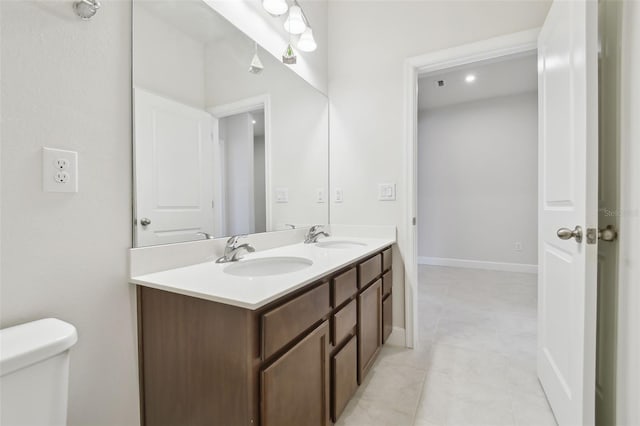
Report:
227,234,247,246
309,225,323,233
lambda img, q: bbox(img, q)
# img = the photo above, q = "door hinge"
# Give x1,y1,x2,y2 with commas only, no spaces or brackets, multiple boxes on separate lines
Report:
412,217,417,226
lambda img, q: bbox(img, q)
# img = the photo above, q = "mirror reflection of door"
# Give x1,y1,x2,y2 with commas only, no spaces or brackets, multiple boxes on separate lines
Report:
133,88,217,247
218,108,267,236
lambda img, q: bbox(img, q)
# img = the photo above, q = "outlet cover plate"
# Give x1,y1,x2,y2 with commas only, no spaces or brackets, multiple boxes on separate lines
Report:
43,147,78,193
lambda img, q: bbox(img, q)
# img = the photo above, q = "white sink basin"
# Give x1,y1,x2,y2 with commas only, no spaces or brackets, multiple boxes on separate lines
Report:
315,240,367,249
224,256,313,277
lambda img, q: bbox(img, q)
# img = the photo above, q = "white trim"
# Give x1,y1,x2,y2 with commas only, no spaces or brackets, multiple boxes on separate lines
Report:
208,95,273,233
385,327,406,347
403,28,540,350
418,256,538,274
617,2,640,424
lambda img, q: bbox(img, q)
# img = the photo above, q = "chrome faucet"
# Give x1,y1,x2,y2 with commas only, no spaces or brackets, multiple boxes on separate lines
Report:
216,235,255,263
304,225,330,244
196,231,213,240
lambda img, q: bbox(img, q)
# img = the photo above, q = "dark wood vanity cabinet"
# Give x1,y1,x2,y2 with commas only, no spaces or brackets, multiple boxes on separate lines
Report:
137,245,393,426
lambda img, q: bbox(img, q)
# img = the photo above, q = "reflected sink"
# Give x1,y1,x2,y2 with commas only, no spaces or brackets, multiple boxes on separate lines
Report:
315,240,367,249
224,257,313,277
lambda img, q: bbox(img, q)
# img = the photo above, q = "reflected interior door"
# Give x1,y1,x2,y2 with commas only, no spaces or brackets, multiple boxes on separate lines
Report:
134,88,215,246
537,0,598,425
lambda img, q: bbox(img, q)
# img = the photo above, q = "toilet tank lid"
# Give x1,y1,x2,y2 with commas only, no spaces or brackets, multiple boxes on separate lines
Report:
0,318,78,377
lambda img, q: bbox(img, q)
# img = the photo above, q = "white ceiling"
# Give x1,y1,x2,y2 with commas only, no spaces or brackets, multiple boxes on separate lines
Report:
418,53,538,111
137,0,238,44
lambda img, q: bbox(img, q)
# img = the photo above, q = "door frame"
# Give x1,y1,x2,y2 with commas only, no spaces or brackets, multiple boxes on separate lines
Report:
208,94,272,234
402,28,540,348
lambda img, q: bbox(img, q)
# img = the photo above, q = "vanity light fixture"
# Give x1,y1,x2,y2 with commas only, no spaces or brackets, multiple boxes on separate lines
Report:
465,74,477,83
262,0,288,16
283,4,307,35
73,0,100,20
248,43,264,74
297,27,317,52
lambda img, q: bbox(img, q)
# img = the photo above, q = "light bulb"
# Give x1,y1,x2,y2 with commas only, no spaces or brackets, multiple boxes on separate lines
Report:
284,5,306,35
262,0,288,16
297,27,317,52
465,74,476,83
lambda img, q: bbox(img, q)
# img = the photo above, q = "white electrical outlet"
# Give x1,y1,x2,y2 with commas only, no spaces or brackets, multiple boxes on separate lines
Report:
334,188,343,203
515,242,523,252
378,183,396,201
275,188,289,203
43,147,78,193
316,188,326,203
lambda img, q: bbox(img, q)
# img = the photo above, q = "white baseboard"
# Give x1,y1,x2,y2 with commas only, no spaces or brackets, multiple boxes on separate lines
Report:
418,256,538,274
385,326,406,347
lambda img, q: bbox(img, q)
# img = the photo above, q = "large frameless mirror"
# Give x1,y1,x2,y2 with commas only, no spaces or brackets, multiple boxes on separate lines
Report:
132,0,329,247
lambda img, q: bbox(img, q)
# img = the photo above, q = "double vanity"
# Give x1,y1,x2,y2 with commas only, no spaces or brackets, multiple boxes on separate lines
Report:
130,228,396,425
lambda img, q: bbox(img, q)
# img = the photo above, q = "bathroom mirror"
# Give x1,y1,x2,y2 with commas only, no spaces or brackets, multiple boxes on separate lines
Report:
132,0,329,247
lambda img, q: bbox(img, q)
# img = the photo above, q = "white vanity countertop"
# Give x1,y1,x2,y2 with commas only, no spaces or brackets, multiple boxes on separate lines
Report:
130,236,395,310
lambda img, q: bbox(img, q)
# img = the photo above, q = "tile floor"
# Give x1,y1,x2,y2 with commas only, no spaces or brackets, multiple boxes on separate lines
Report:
336,265,557,426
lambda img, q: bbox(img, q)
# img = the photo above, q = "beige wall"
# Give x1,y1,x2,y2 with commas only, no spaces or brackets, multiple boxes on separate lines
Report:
0,1,139,425
328,0,551,331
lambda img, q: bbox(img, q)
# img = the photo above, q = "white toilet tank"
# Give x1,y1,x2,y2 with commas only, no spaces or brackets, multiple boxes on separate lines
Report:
0,318,78,426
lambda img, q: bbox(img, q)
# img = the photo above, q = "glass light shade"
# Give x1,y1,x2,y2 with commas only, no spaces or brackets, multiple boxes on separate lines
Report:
297,27,317,52
262,0,288,16
284,5,306,35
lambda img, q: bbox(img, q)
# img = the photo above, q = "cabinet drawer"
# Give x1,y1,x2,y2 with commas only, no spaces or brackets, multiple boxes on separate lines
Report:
382,247,392,272
333,299,356,346
382,270,392,297
331,335,358,422
382,294,392,344
332,268,357,307
262,282,331,360
358,255,381,289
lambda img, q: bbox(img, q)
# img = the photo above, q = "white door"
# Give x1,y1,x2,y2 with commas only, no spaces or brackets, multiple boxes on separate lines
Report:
537,1,598,425
134,88,216,246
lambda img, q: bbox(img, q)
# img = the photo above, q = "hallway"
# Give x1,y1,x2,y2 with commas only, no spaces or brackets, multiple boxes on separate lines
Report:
337,266,556,426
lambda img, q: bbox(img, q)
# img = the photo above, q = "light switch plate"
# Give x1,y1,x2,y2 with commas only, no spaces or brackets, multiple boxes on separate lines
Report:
334,188,343,203
316,188,326,203
43,147,78,193
275,188,289,203
378,183,396,201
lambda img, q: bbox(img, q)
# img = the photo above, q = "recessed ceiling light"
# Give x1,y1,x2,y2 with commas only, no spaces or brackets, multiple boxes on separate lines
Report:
252,119,257,125
465,74,476,83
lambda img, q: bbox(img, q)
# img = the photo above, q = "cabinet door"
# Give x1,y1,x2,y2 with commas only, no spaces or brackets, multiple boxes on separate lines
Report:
382,294,393,343
261,321,330,426
358,279,382,382
332,335,358,422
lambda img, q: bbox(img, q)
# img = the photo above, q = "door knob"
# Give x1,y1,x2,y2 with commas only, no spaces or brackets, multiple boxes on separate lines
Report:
139,217,151,227
557,226,583,243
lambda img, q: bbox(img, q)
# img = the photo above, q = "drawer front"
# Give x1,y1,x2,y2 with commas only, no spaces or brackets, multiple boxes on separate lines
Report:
262,282,331,360
382,247,392,272
382,270,393,297
382,294,393,344
358,255,381,289
332,335,358,422
332,268,357,307
333,299,357,346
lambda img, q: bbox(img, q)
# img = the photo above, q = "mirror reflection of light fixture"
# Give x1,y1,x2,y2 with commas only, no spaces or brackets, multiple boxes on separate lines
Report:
282,43,297,65
283,5,306,35
262,0,288,16
73,0,101,20
248,43,264,74
297,27,317,52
